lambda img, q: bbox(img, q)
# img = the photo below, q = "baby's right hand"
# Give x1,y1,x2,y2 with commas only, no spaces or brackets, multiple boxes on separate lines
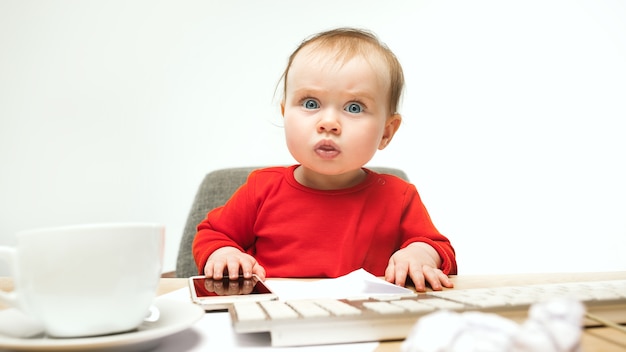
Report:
204,246,266,281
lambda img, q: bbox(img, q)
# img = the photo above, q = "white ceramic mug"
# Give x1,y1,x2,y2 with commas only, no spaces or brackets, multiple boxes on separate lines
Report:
0,223,165,337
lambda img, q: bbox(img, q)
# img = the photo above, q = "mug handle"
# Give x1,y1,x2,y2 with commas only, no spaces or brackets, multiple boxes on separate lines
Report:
0,247,18,306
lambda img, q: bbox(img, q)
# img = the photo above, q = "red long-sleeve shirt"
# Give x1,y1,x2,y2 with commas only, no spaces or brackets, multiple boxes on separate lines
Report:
193,165,457,278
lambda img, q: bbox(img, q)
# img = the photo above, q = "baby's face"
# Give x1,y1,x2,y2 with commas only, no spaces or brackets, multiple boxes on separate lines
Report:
282,46,396,177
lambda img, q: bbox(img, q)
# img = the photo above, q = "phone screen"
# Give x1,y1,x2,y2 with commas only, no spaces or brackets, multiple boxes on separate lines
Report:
192,276,273,298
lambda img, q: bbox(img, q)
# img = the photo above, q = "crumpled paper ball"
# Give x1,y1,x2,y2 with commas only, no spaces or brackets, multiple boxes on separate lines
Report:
401,298,584,352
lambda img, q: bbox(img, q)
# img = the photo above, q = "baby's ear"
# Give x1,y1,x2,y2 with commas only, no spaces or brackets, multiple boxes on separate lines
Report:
378,114,402,150
280,102,285,116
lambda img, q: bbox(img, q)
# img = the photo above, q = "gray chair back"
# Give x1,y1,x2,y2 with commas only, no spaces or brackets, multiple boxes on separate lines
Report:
175,166,409,278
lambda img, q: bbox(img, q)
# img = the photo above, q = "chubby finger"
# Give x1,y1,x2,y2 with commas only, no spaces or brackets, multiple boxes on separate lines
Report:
203,261,214,278
422,266,442,291
252,264,267,281
394,264,410,287
384,260,397,284
225,258,243,280
209,261,225,280
409,269,427,292
240,260,254,279
385,260,410,287
439,272,454,288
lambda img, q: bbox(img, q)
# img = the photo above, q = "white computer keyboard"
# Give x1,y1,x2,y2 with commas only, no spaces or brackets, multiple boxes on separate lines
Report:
229,279,626,347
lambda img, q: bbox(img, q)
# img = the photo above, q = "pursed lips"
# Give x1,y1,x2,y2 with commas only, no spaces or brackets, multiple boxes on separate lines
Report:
314,140,341,159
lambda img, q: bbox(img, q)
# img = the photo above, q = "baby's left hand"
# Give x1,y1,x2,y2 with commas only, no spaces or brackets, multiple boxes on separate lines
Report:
384,242,454,291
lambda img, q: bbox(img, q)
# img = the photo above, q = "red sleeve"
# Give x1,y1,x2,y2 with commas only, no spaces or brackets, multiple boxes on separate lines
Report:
399,184,457,275
192,173,259,275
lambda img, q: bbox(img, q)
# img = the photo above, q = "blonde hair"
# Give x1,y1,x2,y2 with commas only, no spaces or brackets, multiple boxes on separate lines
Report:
280,28,404,116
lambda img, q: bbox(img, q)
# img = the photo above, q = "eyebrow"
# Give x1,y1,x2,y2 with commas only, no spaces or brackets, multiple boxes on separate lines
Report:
289,87,378,104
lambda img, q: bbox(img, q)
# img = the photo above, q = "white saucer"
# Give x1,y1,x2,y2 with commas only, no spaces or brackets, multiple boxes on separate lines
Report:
0,298,204,351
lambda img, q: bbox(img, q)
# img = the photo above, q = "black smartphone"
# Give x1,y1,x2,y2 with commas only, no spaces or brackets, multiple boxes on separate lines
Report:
188,275,278,311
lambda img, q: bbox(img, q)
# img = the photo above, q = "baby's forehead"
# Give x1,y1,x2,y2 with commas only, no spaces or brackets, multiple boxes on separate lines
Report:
297,40,385,64
293,44,391,83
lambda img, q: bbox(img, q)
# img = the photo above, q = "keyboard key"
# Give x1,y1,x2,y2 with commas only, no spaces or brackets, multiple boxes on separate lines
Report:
286,300,331,317
420,298,466,310
390,300,436,313
260,301,299,319
314,299,362,316
371,294,408,301
362,301,405,314
234,302,267,321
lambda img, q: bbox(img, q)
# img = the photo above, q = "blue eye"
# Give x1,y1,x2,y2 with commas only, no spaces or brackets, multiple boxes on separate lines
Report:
345,103,363,114
303,99,319,109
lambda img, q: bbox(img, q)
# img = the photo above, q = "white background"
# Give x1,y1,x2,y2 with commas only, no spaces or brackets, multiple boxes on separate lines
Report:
1,0,625,276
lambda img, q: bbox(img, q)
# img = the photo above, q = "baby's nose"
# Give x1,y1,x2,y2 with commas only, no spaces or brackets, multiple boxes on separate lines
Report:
316,110,341,133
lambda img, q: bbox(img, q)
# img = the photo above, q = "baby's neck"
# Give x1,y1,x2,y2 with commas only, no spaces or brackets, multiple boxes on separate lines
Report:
294,166,367,190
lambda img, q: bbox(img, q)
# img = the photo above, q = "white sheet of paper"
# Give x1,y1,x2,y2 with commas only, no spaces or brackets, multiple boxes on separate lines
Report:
264,268,415,301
